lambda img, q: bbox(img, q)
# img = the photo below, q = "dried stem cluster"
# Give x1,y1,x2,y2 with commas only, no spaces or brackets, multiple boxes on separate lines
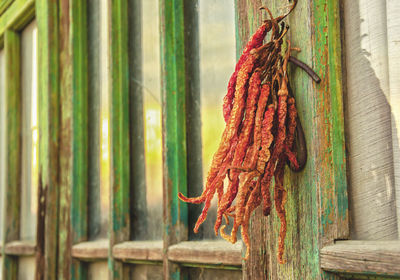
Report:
179,1,304,264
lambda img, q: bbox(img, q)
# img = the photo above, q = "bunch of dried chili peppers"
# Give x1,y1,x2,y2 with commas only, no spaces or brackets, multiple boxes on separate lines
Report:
179,0,318,264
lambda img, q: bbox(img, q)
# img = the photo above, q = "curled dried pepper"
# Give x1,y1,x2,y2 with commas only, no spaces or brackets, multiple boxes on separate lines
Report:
178,0,319,264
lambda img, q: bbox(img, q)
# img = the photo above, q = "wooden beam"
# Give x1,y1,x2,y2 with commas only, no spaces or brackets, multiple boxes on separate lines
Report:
70,1,89,279
3,28,21,280
167,241,242,267
36,0,60,279
112,241,163,262
159,0,189,278
4,241,36,256
110,0,130,278
71,240,108,261
57,0,73,278
320,241,400,278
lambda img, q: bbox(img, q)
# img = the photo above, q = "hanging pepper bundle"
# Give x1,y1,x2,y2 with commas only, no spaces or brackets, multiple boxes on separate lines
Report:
179,0,319,264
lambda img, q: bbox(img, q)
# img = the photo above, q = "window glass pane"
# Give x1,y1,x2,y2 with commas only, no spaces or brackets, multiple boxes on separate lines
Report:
0,49,5,244
18,256,35,280
20,20,38,241
130,0,162,240
129,264,163,280
88,262,109,280
197,0,236,239
142,0,162,240
184,267,242,280
88,0,109,240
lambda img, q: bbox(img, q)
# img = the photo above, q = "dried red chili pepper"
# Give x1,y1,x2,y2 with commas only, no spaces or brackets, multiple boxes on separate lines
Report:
178,0,319,264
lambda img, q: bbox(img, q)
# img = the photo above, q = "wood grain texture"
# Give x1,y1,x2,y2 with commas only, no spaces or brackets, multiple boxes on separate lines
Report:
110,0,130,278
321,241,400,278
0,0,34,39
168,241,242,266
3,29,21,280
71,240,108,260
70,1,88,279
35,0,60,279
0,0,15,16
235,0,349,279
159,0,188,279
385,0,400,238
112,241,163,262
4,241,35,256
57,0,73,279
343,0,398,240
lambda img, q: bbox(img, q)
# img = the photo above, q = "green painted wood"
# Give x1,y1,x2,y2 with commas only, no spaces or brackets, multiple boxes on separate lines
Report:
110,0,130,278
35,0,60,278
57,0,73,278
0,0,34,41
0,0,15,16
234,1,349,279
70,0,88,279
2,29,21,280
159,0,188,278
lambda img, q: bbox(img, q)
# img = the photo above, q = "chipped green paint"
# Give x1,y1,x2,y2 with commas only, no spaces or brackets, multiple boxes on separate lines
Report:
0,0,33,40
70,0,88,279
160,0,188,278
237,0,348,279
57,0,73,278
110,0,130,278
0,0,14,15
36,0,60,278
2,29,21,280
313,0,348,239
71,0,88,244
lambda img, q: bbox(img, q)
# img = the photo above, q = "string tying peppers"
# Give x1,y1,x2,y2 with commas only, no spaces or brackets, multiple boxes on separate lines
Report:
179,0,320,264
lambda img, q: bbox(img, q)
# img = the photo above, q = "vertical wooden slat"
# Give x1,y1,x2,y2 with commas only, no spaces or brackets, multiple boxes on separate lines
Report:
160,0,188,278
57,0,72,278
70,0,88,279
2,29,21,280
236,0,349,279
110,0,130,278
36,0,60,278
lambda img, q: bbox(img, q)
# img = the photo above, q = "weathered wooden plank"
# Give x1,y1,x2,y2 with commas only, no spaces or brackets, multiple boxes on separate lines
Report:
3,28,21,280
4,241,35,256
57,0,73,279
113,241,163,262
235,1,348,279
71,240,108,260
110,0,130,278
168,241,242,266
343,0,397,241
386,0,400,238
159,0,188,278
70,0,88,279
0,0,34,41
0,0,15,16
321,241,400,278
36,0,60,279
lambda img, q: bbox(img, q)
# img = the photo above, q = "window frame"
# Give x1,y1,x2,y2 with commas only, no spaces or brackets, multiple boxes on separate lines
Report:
0,0,57,279
1,0,398,279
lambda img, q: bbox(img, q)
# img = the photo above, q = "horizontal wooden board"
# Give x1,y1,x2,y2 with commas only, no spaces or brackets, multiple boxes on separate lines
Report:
112,241,163,262
320,241,400,278
167,241,242,266
71,240,108,260
4,240,35,256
